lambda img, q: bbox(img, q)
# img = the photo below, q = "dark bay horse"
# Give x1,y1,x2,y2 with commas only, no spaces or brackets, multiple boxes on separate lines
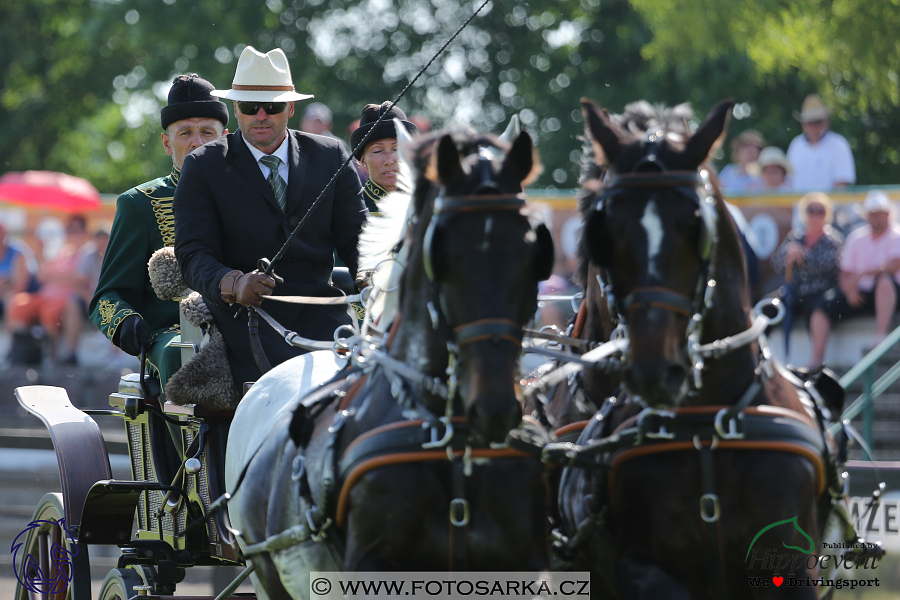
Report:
232,125,555,596
552,98,841,599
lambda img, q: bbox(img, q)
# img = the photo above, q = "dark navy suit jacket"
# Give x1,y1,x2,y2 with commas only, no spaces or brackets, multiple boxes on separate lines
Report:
174,129,366,387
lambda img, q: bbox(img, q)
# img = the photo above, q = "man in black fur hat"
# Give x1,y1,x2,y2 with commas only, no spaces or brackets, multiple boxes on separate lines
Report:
90,74,228,390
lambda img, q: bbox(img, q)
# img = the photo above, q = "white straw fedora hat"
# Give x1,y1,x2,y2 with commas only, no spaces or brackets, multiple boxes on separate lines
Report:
212,46,313,102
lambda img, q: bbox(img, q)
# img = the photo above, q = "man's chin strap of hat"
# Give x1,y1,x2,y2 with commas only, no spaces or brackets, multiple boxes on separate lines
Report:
255,0,490,286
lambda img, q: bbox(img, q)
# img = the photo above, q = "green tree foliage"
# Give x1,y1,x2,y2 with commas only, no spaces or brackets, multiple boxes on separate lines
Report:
1,0,897,192
631,0,900,183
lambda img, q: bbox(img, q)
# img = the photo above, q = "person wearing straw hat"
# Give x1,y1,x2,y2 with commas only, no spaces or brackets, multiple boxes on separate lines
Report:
88,73,228,381
753,146,794,190
173,46,366,390
787,94,855,191
808,190,900,367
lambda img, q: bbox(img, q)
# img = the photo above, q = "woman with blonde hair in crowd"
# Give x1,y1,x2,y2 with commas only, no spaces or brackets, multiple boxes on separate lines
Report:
770,192,843,353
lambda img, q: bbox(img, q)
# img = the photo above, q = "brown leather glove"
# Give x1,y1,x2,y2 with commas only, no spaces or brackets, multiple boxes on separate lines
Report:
233,272,277,307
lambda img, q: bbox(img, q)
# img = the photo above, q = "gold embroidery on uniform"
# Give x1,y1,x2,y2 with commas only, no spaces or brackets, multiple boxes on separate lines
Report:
98,300,117,326
151,196,175,247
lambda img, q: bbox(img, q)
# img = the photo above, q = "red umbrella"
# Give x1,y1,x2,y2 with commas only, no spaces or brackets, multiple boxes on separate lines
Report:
0,170,101,213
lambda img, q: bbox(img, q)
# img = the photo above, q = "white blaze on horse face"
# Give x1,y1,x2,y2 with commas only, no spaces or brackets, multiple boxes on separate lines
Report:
641,200,664,280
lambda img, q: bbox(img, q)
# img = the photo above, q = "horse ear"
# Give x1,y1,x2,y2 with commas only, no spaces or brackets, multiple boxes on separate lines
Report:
498,114,521,144
533,222,555,282
582,98,627,165
682,99,734,168
435,134,464,186
501,131,542,187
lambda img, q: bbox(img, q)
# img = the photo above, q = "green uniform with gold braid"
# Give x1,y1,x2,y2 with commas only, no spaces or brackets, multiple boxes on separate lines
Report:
89,167,183,389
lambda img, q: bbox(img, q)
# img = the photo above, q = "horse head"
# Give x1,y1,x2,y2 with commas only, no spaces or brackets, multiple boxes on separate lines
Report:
393,126,554,444
580,98,752,406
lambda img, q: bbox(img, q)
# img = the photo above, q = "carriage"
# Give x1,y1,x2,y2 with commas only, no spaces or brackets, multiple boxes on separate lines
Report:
12,317,255,599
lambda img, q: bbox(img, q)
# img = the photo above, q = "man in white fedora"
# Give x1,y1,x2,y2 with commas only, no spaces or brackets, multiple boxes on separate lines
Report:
786,93,855,191
173,46,366,391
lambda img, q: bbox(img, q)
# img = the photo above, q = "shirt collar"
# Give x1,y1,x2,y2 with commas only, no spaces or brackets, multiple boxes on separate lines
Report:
246,133,290,166
168,165,181,186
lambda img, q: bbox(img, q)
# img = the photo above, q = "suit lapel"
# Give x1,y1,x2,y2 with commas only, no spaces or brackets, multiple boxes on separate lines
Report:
231,131,282,213
284,132,307,215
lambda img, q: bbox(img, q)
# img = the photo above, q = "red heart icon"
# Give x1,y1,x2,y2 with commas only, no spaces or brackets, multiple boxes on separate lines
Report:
773,577,783,587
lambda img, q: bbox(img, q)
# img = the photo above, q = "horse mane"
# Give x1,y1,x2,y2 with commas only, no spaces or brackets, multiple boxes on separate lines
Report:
575,100,695,289
357,161,414,272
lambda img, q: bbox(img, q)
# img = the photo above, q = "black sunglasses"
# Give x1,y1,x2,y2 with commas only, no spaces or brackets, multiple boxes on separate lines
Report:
236,101,288,116
806,206,826,215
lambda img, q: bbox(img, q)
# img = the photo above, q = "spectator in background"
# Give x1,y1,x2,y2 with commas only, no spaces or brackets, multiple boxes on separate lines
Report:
61,225,111,364
0,222,31,320
754,146,794,191
771,192,842,346
787,94,855,190
808,190,898,367
7,215,90,364
301,102,343,143
410,114,432,134
718,129,764,192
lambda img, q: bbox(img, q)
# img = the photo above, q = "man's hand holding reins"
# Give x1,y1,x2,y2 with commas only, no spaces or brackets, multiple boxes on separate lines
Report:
220,269,281,306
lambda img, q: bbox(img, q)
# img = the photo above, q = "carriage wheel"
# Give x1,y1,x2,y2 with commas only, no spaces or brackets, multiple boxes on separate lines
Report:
98,568,146,600
13,493,75,600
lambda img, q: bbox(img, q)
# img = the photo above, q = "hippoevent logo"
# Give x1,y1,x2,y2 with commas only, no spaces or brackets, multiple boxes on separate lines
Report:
744,516,880,591
11,519,78,595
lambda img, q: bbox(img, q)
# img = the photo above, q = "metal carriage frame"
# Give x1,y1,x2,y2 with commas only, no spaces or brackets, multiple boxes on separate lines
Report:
13,323,255,600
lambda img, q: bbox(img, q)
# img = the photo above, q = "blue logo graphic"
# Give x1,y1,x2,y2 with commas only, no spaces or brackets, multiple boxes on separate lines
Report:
11,518,79,594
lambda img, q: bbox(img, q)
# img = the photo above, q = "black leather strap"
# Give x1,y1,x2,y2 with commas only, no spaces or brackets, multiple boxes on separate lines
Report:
698,444,726,599
247,308,272,375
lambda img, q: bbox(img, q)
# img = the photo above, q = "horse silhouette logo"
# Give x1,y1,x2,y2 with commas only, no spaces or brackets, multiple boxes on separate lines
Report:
11,518,79,594
746,515,815,561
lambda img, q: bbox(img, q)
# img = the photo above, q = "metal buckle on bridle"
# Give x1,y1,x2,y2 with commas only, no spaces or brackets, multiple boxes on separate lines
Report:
449,498,470,527
637,408,676,440
699,493,721,523
714,408,745,440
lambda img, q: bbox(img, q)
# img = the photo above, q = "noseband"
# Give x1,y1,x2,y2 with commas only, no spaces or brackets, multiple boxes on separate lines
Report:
590,167,721,389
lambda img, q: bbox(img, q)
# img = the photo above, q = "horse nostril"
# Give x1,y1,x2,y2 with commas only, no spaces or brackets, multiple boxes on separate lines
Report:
662,363,687,395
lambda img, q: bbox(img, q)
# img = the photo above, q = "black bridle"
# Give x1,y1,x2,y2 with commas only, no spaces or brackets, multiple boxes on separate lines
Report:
588,166,721,390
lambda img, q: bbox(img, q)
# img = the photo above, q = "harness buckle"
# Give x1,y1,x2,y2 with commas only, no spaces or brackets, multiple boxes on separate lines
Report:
637,408,676,440
449,498,470,527
422,417,454,449
306,508,333,542
699,493,720,523
714,408,745,440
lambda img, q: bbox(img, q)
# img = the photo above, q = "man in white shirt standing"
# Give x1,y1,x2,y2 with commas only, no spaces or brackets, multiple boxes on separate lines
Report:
787,94,855,191
808,191,900,367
